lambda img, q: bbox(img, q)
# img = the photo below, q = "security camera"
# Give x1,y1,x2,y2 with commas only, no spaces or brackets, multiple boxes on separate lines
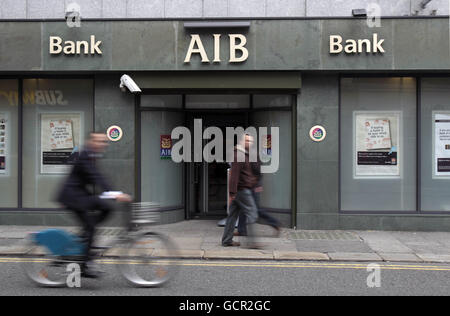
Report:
119,74,142,94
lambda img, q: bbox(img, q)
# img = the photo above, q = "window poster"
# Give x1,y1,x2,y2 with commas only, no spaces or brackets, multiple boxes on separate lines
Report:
0,112,7,174
263,134,272,156
354,111,400,178
434,112,450,177
40,113,82,174
160,134,172,160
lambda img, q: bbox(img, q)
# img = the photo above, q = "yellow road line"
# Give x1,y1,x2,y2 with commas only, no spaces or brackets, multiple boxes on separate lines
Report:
98,259,447,269
2,257,450,272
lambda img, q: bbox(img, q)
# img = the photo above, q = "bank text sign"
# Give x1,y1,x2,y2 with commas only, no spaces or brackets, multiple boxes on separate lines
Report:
329,33,385,54
46,32,386,59
49,35,102,55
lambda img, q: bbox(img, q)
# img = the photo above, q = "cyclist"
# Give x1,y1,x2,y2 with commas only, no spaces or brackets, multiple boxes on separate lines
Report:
57,132,131,278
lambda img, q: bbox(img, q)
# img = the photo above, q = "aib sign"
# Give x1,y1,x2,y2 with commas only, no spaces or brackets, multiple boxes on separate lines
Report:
184,34,248,64
107,125,123,142
263,135,272,156
309,125,326,142
160,135,172,160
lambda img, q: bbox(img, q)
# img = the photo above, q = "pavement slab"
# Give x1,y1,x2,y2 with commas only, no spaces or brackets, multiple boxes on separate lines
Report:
357,231,413,254
378,252,423,262
273,251,329,261
270,242,298,252
390,232,450,255
416,254,450,263
327,252,383,262
203,236,226,243
203,249,274,260
295,240,373,253
170,237,203,250
199,242,224,251
400,242,449,255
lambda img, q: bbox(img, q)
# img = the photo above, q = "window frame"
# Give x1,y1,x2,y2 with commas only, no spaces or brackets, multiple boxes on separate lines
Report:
0,75,94,212
137,90,297,225
338,74,450,215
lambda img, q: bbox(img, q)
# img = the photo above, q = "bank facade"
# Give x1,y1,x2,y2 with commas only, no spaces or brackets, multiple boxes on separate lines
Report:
1,16,450,231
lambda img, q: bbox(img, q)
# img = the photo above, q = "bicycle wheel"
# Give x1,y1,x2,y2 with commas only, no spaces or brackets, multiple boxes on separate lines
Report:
21,236,74,288
118,232,179,287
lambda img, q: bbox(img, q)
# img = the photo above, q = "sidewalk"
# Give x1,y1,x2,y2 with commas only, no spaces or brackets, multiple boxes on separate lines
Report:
0,220,450,263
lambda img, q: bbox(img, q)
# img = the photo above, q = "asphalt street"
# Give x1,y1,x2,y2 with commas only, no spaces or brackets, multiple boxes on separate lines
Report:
0,258,449,296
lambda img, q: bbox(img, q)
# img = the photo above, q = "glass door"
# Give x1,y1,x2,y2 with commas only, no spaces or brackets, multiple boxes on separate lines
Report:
186,111,248,218
140,95,184,210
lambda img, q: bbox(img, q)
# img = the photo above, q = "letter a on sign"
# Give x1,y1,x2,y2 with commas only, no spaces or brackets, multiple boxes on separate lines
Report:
184,35,210,63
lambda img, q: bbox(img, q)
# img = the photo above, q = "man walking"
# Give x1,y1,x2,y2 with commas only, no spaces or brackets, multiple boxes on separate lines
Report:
221,134,260,248
236,184,282,238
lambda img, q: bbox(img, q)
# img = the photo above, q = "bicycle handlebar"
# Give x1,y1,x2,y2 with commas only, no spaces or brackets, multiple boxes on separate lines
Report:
99,191,124,200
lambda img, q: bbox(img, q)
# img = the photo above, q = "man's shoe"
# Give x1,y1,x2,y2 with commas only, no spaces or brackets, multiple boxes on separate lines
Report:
273,226,281,238
81,269,102,279
222,241,241,247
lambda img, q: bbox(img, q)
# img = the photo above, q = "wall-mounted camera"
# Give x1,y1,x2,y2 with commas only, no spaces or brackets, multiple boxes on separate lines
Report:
120,75,142,94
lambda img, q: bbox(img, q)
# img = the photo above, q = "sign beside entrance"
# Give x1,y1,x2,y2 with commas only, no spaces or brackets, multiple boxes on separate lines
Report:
309,125,326,142
160,135,172,159
262,134,272,156
107,125,123,142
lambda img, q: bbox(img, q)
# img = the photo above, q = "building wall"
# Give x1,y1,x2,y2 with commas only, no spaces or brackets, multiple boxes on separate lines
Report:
1,18,450,72
94,74,136,227
0,0,448,19
94,74,135,197
297,74,450,231
297,74,339,229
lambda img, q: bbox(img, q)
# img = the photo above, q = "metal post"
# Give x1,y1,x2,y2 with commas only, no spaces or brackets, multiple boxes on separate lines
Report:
227,167,230,215
217,167,231,227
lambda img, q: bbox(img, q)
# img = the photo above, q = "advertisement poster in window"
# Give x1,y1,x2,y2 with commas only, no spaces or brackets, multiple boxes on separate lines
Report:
433,112,450,178
160,135,172,160
40,113,82,174
263,134,272,156
0,112,7,175
354,111,400,178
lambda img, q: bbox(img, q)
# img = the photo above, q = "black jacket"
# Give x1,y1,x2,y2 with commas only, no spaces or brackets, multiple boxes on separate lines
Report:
229,147,262,197
57,148,112,210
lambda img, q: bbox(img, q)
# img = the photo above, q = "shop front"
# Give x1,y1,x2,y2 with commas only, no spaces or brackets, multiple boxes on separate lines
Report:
1,17,450,231
137,90,295,227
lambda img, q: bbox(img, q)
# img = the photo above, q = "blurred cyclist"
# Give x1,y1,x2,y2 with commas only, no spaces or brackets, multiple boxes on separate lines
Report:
57,133,131,278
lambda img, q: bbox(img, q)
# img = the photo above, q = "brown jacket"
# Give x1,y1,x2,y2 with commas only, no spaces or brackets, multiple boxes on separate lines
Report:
229,147,261,197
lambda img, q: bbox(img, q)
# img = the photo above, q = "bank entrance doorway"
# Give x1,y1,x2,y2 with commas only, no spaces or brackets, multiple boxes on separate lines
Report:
138,93,295,226
186,111,248,219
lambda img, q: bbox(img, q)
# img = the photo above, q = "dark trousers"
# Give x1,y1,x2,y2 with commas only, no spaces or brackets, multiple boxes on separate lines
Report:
70,197,112,264
237,191,281,235
222,189,258,246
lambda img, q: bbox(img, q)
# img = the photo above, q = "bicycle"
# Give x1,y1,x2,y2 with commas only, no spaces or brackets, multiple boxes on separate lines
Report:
21,199,179,288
